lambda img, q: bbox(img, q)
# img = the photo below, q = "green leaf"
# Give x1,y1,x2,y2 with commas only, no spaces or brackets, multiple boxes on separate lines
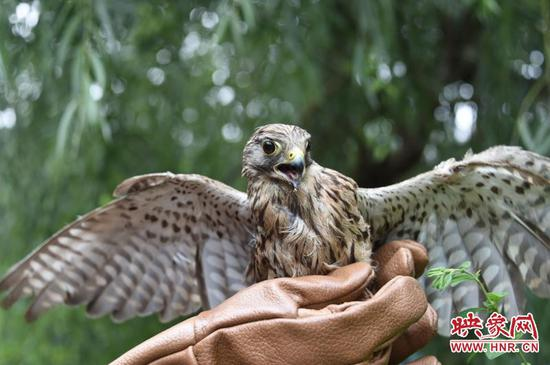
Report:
214,6,231,42
482,300,499,313
426,267,443,277
449,272,476,287
442,273,453,289
87,49,107,88
94,0,117,49
238,0,255,28
427,262,477,290
352,42,365,86
480,0,501,15
70,47,84,95
56,15,81,69
230,8,243,48
55,99,78,156
518,116,537,151
487,291,507,304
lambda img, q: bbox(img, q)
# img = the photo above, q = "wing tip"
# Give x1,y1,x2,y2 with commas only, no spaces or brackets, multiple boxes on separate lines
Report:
24,308,39,322
0,264,24,292
0,277,11,292
1,275,27,309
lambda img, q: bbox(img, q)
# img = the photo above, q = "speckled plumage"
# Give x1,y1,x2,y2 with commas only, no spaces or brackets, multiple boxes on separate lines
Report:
1,124,549,334
246,165,370,280
242,124,370,281
359,147,550,333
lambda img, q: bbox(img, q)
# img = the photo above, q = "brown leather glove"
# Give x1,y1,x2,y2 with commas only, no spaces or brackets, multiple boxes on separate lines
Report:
372,240,439,365
111,240,438,365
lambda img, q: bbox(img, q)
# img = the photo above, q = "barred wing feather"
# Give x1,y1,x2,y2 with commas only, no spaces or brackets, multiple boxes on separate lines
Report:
359,147,550,334
0,173,253,322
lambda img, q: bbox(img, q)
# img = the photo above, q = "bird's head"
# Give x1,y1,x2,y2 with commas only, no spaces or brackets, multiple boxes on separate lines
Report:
242,123,312,190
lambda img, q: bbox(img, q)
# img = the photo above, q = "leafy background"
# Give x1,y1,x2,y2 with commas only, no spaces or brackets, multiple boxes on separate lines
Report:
0,0,549,364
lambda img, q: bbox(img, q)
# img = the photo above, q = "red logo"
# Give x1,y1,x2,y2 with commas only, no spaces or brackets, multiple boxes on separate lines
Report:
449,312,539,354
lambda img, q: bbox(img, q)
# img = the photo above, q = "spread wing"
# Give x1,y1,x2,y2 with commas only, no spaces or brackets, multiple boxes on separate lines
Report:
358,146,550,334
0,173,254,322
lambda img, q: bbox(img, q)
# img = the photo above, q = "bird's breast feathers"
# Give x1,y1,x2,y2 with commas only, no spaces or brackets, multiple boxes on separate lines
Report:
248,164,372,280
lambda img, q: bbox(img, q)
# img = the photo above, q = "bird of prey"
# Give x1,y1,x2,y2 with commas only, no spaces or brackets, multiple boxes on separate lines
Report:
1,124,549,334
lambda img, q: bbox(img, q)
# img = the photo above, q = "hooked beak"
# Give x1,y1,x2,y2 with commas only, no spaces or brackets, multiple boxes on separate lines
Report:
275,147,305,189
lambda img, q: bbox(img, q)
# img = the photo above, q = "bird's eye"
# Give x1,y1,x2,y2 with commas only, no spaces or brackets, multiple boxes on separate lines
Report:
262,139,277,155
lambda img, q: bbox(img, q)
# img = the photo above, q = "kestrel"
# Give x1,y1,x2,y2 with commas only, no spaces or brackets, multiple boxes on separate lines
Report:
1,124,549,334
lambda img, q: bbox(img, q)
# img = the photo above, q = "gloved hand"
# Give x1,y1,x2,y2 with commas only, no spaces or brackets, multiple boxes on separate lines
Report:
111,240,439,365
372,240,439,365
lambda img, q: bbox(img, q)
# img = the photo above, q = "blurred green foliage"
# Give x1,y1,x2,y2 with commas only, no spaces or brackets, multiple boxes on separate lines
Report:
0,0,549,364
